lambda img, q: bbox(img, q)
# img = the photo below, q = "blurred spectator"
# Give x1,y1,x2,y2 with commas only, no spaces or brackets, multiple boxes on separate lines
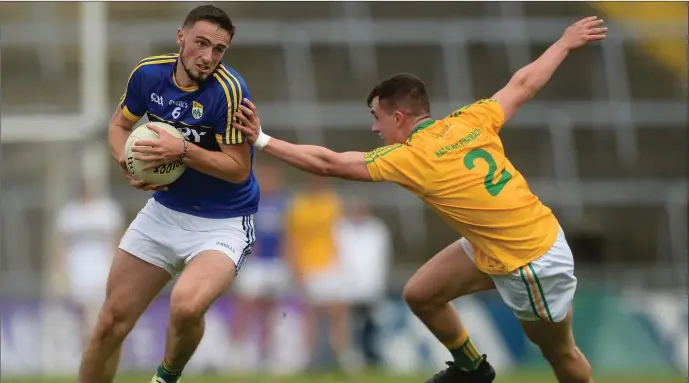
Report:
336,199,392,370
232,163,292,369
285,177,350,370
54,179,124,346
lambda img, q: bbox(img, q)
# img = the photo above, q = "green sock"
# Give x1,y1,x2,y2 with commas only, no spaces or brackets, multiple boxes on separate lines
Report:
448,337,484,371
156,360,182,383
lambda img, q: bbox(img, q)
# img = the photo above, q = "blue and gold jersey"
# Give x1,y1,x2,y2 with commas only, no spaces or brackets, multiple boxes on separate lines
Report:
119,53,259,219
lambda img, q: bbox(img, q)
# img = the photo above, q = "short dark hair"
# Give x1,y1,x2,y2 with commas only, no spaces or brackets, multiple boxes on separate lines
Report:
366,73,430,116
183,5,235,37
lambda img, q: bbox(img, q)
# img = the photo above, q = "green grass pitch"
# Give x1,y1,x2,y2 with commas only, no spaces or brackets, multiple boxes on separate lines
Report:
1,371,682,383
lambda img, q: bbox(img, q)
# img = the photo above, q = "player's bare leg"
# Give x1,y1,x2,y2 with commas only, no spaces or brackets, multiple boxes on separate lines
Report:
300,301,321,368
520,307,593,383
256,298,278,361
233,296,275,364
327,301,354,370
156,250,237,381
78,250,172,383
403,241,497,382
232,296,257,348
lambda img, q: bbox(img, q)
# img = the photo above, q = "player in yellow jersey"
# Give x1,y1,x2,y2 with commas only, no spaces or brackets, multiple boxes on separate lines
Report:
236,17,606,383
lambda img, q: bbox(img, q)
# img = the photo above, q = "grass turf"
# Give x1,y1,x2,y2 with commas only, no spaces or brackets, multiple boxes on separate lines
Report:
1,371,683,383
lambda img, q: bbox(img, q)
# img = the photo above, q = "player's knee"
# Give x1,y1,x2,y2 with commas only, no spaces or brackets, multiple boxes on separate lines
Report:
93,303,135,344
541,344,590,374
169,298,206,328
402,280,422,310
403,280,441,313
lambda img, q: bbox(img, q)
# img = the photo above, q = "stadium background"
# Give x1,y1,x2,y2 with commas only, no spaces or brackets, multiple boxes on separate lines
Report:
0,1,686,382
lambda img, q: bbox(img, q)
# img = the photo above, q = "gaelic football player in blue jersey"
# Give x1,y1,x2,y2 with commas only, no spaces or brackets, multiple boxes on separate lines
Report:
78,5,258,383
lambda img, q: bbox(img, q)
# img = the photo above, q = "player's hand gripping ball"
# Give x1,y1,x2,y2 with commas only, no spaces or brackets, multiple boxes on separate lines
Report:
124,122,187,185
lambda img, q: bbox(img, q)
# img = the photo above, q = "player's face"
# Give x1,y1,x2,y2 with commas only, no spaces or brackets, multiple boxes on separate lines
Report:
369,97,407,146
177,20,232,83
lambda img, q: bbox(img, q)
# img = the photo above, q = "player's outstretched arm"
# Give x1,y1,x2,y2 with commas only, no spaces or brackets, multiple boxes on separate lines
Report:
260,139,371,181
234,101,372,182
492,16,607,122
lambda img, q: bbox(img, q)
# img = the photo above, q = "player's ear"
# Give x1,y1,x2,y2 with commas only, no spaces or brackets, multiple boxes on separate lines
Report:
393,110,404,126
176,28,184,46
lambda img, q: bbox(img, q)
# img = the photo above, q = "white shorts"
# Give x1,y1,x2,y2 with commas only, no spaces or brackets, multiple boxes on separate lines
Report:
234,258,292,299
119,198,255,277
460,225,577,323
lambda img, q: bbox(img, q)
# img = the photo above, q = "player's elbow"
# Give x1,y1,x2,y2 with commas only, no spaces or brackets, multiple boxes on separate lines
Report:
319,154,349,178
218,156,251,183
511,69,537,100
321,160,366,181
225,164,251,183
316,162,337,178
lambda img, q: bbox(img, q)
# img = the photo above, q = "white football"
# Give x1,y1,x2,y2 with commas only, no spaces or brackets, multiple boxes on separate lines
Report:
124,122,187,185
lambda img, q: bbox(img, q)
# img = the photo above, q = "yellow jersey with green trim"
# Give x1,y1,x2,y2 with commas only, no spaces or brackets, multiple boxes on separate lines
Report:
364,99,559,274
286,190,342,276
118,53,259,218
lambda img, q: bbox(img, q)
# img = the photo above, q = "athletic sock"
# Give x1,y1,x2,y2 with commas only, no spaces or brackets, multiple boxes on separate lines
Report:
156,360,183,383
443,327,484,371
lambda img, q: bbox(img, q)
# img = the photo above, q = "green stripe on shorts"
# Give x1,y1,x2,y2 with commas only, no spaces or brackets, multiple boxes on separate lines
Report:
519,266,542,320
528,263,554,322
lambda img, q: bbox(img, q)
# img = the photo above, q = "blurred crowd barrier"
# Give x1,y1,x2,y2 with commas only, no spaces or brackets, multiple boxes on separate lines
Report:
2,286,686,376
0,1,686,378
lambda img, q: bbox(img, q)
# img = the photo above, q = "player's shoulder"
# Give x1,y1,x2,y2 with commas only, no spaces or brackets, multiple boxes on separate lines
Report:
365,143,408,161
130,53,178,77
218,62,247,85
445,98,503,121
207,62,249,98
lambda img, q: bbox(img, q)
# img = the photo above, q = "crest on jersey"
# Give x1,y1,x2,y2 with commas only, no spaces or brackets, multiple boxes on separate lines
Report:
192,101,204,119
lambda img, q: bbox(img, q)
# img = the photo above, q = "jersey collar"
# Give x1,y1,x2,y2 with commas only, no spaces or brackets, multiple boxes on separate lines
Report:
408,119,435,141
172,59,200,92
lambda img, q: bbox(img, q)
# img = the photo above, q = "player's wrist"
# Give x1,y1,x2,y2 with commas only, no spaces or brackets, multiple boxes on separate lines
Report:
553,39,572,52
253,130,272,150
178,138,189,162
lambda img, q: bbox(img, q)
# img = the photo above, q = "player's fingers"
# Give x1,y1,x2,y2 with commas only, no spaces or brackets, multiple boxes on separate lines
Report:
233,121,255,133
132,145,162,154
243,98,256,111
590,27,608,34
584,21,605,30
235,111,251,124
129,146,150,154
134,140,157,147
584,18,604,26
238,105,254,119
587,34,607,41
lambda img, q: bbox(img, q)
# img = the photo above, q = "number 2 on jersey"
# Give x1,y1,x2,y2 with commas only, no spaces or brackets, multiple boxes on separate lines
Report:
463,149,512,196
